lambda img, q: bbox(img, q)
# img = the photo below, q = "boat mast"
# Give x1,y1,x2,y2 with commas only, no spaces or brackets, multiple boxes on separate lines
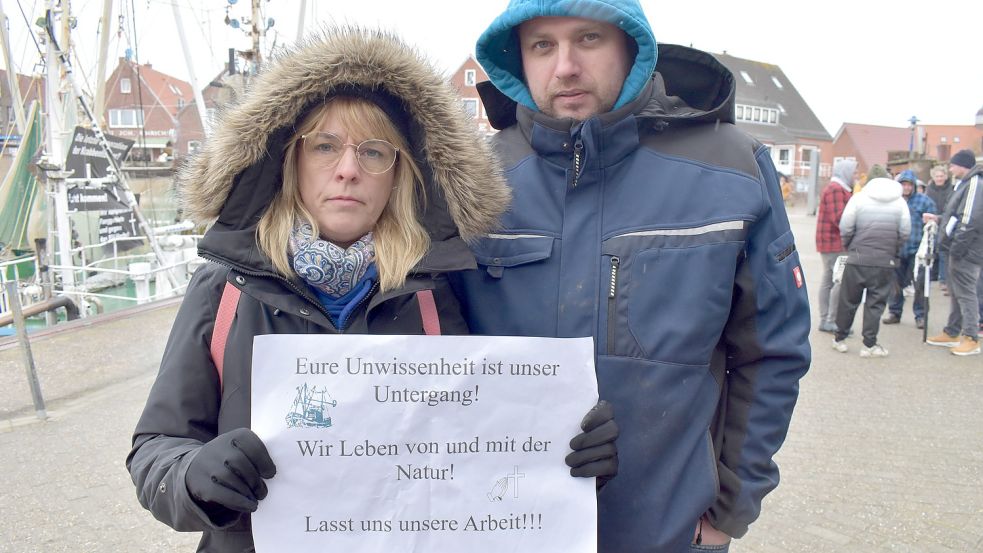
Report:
0,2,27,134
92,0,112,126
43,0,76,295
171,3,208,134
296,0,306,43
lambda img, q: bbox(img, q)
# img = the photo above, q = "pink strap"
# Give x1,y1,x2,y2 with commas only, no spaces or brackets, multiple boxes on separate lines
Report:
416,289,441,336
211,281,241,389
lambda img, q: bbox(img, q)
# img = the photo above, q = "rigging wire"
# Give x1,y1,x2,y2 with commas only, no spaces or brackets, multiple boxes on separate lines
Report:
13,0,43,73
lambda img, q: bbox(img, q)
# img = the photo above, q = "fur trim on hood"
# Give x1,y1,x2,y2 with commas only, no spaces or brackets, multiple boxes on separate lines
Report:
178,25,509,243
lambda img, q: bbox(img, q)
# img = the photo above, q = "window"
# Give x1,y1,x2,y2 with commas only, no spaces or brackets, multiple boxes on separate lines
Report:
464,69,476,87
940,136,947,143
771,76,783,89
187,140,201,153
735,103,778,125
779,148,790,164
177,98,185,109
108,108,144,128
777,103,786,114
954,137,961,143
740,71,753,85
462,98,478,118
120,78,131,93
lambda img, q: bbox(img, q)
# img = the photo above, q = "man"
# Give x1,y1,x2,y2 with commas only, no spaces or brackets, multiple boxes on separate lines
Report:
832,177,910,357
883,170,936,329
926,149,982,355
454,1,811,550
815,159,858,332
925,164,954,288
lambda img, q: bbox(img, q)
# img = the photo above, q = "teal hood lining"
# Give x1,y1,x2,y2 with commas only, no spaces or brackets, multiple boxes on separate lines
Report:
476,0,657,113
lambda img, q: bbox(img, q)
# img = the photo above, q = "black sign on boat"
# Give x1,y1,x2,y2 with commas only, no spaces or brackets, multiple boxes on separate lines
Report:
63,126,134,179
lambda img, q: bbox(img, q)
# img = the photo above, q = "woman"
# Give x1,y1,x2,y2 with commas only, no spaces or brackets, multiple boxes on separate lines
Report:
126,27,510,551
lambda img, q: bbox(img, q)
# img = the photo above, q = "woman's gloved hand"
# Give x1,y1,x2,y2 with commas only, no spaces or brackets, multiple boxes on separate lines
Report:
185,428,277,523
565,400,619,489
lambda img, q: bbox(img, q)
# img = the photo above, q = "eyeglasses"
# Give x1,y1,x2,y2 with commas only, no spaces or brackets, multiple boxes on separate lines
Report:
300,132,399,175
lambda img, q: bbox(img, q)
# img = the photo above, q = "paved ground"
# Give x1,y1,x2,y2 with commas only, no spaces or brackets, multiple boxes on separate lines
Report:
1,202,981,552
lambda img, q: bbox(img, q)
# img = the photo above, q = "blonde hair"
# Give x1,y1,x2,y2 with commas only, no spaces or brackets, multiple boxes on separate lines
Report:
930,165,948,177
257,97,430,292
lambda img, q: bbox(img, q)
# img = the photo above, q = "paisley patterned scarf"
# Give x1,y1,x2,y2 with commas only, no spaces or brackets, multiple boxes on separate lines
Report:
288,220,375,297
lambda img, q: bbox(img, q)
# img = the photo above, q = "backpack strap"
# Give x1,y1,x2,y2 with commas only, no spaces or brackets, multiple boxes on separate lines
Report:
210,281,242,389
415,289,441,336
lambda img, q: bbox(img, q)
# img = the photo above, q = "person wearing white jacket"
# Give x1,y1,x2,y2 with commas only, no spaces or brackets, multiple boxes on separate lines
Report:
832,177,911,357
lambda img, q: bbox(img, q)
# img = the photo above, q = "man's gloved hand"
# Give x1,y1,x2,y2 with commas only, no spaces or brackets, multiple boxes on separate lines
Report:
565,400,619,488
185,428,277,523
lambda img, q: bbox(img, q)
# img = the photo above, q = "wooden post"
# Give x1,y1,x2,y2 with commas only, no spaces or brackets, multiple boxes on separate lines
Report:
5,281,48,420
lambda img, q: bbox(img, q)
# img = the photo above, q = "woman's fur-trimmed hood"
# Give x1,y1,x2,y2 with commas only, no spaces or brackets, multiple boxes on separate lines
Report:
178,26,509,246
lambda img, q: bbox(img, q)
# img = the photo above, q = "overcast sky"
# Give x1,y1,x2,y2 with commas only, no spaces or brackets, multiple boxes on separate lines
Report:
4,0,982,136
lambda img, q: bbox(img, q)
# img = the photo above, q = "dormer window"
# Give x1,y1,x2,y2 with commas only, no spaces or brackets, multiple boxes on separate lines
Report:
740,71,753,85
771,76,783,89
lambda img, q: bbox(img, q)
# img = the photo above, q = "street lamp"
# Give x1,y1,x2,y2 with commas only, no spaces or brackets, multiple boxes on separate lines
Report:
908,115,919,162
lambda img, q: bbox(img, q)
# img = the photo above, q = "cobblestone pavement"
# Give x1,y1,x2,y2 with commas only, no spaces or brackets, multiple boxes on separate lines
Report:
1,203,981,552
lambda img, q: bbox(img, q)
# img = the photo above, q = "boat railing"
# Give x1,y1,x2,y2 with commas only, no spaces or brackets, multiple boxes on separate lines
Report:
2,231,205,325
0,253,39,315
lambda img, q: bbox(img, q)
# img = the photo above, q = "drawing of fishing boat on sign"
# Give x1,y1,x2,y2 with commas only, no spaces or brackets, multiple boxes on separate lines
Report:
285,383,337,428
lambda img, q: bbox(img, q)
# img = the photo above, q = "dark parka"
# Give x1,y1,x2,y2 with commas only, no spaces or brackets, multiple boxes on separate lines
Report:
939,165,983,265
126,27,509,552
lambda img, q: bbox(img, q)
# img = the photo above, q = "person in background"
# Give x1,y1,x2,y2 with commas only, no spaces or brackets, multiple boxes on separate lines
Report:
780,172,794,206
816,159,858,333
925,164,954,291
832,177,910,357
926,149,982,356
455,1,812,550
883,169,936,329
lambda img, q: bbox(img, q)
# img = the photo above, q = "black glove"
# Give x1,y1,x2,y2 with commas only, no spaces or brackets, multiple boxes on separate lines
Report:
185,428,277,523
565,400,618,488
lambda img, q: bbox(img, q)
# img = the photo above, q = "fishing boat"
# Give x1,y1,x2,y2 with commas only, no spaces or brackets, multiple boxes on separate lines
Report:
285,383,338,429
0,0,275,334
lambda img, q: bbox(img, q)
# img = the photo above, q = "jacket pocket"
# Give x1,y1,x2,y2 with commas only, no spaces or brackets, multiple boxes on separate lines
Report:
602,221,746,365
762,230,805,319
465,234,558,336
472,234,554,278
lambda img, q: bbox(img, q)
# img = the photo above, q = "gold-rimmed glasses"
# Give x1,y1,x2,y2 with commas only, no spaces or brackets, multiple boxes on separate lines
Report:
300,132,400,175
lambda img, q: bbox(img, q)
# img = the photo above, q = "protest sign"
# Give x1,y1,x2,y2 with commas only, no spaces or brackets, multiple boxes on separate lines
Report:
251,334,598,552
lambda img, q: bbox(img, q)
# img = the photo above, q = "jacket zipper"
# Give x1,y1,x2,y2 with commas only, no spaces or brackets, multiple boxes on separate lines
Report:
606,256,620,355
571,139,583,187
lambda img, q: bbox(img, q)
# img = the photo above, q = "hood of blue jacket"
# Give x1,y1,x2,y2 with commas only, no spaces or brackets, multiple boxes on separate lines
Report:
476,0,657,112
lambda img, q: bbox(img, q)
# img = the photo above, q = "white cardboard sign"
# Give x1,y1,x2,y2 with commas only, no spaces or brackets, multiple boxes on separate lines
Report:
250,334,598,552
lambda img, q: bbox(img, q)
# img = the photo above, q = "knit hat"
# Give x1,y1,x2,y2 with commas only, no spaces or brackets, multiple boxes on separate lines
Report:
950,149,977,170
867,165,890,180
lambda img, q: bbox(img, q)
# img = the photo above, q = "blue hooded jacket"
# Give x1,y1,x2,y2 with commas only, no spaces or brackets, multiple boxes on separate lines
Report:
456,1,812,551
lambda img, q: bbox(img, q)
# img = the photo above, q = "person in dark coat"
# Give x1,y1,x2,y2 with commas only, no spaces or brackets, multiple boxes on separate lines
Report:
926,149,983,355
125,27,519,552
